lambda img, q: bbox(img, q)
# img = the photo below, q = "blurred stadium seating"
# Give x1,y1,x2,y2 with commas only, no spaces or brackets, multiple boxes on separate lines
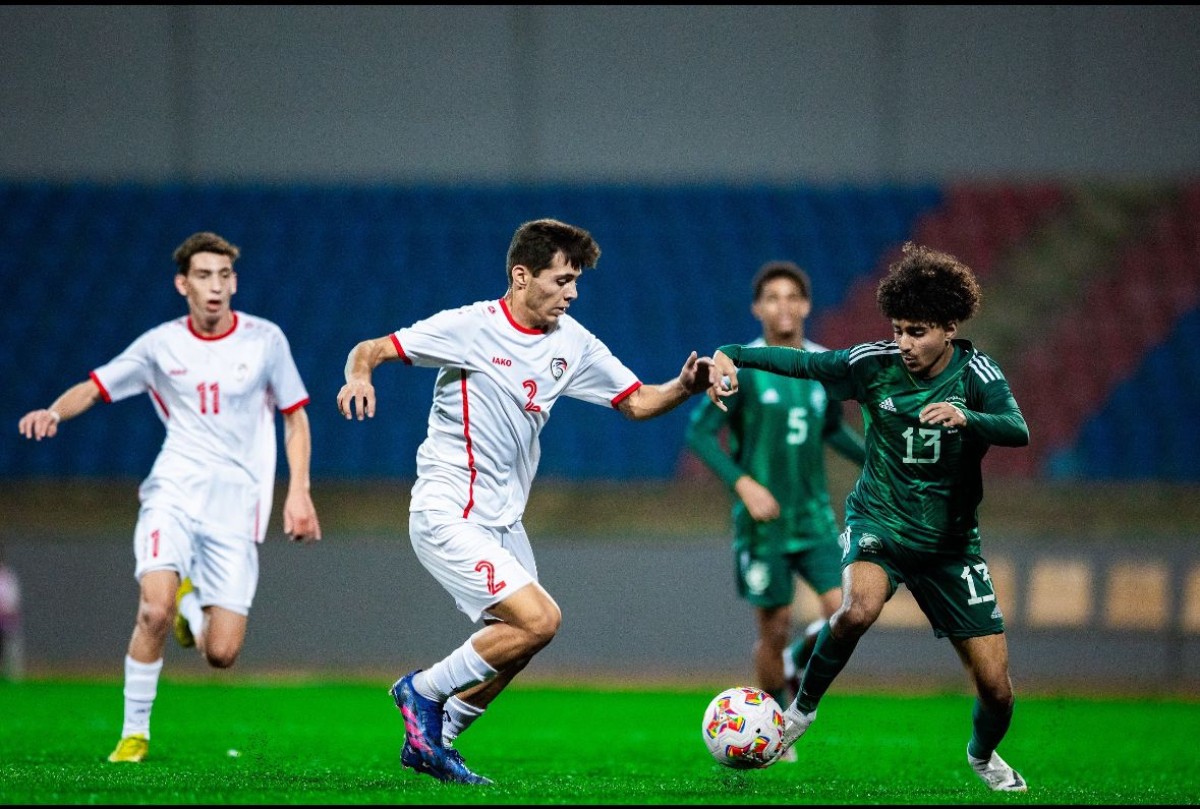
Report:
2,179,1197,481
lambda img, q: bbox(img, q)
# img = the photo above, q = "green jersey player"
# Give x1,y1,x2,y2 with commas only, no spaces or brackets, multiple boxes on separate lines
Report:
710,242,1030,792
685,261,864,721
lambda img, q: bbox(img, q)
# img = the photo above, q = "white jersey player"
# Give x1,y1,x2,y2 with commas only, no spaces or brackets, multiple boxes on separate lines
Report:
18,231,321,764
336,218,713,785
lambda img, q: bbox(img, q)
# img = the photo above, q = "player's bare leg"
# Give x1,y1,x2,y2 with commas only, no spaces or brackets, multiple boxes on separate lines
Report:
197,607,248,669
441,583,560,726
110,570,176,762
754,605,791,704
954,633,1026,791
776,563,887,761
393,584,559,785
470,582,562,672
783,588,841,700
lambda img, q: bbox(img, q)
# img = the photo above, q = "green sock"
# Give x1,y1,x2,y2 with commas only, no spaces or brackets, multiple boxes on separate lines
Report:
789,618,825,671
967,697,1013,760
795,622,859,714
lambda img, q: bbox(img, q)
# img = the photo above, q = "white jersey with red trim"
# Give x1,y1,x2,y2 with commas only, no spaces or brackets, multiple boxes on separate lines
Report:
90,312,309,542
397,297,641,526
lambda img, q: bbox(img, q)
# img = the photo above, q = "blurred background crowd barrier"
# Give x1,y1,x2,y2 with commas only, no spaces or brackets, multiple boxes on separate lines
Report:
1,6,1197,689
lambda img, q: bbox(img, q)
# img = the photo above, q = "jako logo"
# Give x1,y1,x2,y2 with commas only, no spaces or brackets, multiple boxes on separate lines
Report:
492,357,512,367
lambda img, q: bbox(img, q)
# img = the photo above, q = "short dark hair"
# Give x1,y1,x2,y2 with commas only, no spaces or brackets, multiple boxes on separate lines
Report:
173,231,240,275
876,241,981,327
506,219,601,283
751,260,811,302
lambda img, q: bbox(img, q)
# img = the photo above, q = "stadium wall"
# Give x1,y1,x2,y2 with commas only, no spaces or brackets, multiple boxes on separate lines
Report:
1,6,1198,184
8,534,1199,694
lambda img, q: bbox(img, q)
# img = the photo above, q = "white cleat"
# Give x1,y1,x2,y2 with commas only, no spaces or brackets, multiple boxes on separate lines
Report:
768,705,816,765
968,747,1028,792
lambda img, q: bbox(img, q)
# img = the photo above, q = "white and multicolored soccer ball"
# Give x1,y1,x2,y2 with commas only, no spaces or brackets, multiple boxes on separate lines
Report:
701,686,785,769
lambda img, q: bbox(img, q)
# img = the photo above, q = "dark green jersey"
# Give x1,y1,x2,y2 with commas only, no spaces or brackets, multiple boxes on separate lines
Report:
718,339,1028,554
687,338,865,551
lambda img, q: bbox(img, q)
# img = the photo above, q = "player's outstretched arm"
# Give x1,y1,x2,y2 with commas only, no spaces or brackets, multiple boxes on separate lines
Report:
17,379,103,441
336,336,400,420
619,351,714,421
281,406,322,544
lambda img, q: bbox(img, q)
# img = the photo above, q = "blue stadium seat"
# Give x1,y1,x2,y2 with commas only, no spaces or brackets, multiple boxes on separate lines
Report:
5,180,1186,482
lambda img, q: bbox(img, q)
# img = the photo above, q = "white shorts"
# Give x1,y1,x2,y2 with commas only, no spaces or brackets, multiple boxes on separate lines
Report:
133,506,259,616
409,510,537,623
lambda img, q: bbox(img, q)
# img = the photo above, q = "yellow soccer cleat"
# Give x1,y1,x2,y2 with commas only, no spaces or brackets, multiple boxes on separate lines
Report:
174,576,196,648
107,733,148,763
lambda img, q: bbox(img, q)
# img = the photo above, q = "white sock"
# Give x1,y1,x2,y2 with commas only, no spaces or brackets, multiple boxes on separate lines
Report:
442,695,485,747
179,591,204,636
413,640,497,702
121,655,163,738
783,704,817,729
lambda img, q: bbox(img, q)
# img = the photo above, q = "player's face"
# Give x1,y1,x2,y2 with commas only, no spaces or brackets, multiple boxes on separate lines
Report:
512,251,580,331
752,276,811,344
892,319,956,378
176,251,237,334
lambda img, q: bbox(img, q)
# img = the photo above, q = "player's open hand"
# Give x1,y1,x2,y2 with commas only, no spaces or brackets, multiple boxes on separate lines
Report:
337,380,377,420
707,350,739,411
17,409,61,441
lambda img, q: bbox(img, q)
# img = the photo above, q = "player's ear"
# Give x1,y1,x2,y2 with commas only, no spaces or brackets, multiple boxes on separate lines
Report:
174,273,188,297
944,322,957,342
512,264,528,291
230,271,237,296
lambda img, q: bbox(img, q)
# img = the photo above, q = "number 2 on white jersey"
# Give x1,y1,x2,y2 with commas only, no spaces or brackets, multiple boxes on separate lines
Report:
523,379,541,412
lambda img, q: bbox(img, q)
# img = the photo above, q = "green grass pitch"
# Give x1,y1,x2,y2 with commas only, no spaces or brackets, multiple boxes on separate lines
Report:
2,677,1197,804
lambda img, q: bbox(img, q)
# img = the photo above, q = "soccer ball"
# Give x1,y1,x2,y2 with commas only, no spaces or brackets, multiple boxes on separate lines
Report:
701,686,785,769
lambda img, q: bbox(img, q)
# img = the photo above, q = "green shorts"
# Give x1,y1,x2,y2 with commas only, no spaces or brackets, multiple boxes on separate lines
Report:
840,523,1006,640
733,530,843,610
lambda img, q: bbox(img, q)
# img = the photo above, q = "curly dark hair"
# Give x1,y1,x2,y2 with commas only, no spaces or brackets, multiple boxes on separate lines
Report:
876,242,981,327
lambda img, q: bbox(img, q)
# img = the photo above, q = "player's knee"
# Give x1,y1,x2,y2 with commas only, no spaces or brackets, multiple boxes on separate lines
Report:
830,602,876,638
203,641,241,669
137,601,173,637
978,679,1014,712
525,603,561,650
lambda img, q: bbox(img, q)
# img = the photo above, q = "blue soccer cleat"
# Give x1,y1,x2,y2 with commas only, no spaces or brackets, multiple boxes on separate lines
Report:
390,671,492,785
399,740,493,786
390,671,444,758
441,746,493,785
